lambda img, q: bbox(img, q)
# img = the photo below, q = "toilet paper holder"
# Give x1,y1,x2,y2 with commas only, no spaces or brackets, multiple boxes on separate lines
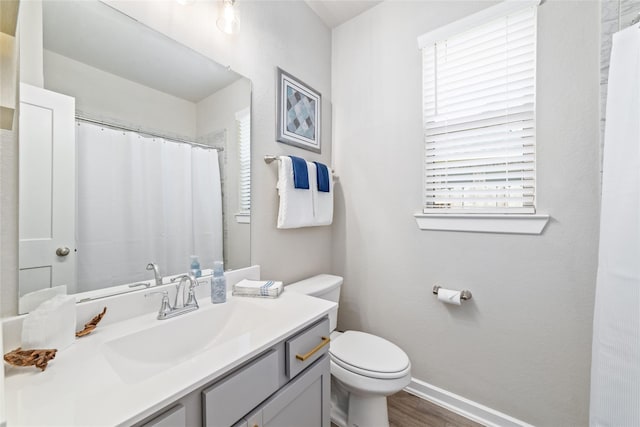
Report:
432,285,472,301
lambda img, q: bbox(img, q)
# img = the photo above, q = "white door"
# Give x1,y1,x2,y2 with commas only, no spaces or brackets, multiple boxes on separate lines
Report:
19,83,76,296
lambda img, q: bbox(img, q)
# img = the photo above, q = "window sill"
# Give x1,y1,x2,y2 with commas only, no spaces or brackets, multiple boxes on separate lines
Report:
414,213,550,235
235,213,250,224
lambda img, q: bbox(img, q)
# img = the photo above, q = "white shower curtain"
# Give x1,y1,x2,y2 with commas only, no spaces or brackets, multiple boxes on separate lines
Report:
590,26,640,427
76,122,223,291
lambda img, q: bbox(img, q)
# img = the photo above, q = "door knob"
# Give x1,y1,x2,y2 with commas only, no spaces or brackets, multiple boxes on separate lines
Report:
56,247,70,257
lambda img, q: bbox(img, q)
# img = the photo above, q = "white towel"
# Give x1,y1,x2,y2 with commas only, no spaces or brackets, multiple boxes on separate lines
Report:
277,156,314,229
233,279,284,298
310,162,333,226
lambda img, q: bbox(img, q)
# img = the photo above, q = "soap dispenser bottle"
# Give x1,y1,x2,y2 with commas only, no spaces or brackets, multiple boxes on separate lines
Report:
190,255,201,278
211,261,226,304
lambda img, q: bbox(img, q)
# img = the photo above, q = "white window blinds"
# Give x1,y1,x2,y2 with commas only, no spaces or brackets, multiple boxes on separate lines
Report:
420,4,537,214
236,108,251,214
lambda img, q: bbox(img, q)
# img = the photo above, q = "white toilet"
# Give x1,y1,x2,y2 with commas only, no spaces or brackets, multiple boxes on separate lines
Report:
287,274,411,427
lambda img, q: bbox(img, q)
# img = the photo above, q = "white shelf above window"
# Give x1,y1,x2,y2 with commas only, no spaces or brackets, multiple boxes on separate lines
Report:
414,213,549,234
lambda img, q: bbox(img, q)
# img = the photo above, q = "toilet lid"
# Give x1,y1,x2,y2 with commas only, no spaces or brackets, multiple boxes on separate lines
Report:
330,331,410,379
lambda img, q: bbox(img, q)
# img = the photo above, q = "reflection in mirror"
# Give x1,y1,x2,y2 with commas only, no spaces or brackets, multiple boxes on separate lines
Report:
18,0,251,312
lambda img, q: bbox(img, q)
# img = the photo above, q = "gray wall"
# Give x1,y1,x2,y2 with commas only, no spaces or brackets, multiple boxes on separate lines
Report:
331,1,600,425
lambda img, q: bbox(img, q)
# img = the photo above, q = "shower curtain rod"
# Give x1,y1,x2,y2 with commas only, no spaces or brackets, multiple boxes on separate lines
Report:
75,115,224,152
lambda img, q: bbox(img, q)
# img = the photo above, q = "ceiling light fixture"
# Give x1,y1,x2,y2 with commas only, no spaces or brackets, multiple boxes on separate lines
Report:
216,0,240,35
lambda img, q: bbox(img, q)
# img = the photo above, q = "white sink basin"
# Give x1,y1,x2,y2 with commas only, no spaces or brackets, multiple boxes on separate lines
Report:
103,299,270,383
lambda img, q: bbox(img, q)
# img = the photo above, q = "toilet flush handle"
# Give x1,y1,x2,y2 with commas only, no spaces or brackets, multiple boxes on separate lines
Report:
296,336,330,362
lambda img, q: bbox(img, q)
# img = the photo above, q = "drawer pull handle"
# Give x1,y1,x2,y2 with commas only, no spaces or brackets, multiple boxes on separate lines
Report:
296,336,330,362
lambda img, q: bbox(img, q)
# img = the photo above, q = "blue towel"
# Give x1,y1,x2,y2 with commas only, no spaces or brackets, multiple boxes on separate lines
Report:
289,156,309,189
314,162,330,192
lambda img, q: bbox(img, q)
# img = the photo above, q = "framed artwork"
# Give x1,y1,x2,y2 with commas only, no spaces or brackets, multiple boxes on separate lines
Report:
276,67,321,153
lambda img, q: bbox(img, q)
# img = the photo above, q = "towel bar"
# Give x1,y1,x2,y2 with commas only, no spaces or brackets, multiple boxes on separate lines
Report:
264,155,336,175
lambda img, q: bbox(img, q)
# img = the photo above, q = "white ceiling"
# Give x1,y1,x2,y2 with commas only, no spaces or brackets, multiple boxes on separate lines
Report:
43,1,242,103
305,1,382,28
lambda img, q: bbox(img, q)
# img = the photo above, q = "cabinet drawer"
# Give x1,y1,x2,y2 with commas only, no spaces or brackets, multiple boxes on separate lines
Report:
286,317,330,379
202,349,280,427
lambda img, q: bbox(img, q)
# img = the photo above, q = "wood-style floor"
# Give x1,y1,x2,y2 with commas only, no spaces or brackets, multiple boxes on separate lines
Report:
388,391,484,427
332,391,484,427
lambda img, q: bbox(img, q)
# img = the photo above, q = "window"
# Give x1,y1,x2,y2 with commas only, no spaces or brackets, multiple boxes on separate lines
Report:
236,108,250,222
419,2,538,215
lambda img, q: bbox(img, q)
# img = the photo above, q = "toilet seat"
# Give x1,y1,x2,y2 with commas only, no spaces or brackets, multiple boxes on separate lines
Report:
330,331,411,380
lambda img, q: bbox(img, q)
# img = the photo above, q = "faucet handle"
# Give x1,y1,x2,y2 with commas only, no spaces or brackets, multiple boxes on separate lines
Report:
145,290,173,318
170,274,200,289
191,274,209,287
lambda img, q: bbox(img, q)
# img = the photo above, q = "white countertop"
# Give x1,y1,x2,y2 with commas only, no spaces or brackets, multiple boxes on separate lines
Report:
4,291,335,426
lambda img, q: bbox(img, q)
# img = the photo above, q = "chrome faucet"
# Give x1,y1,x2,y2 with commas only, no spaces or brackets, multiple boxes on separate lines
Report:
146,263,163,287
146,274,200,320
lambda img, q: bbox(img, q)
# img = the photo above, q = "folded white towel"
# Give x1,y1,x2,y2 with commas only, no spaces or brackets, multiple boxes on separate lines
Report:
233,279,284,298
277,156,314,229
310,162,333,226
21,294,76,351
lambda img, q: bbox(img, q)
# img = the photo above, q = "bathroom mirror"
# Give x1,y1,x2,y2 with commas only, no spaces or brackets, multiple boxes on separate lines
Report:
18,0,251,312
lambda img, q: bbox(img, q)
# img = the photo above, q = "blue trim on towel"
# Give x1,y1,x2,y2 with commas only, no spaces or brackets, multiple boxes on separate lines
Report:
289,156,309,189
314,162,330,192
260,281,274,296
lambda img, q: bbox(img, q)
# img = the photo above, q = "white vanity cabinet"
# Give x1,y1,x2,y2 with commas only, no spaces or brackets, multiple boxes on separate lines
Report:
138,316,331,427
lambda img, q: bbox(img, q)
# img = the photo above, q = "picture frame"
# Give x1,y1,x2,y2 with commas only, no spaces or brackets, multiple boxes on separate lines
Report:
276,67,321,153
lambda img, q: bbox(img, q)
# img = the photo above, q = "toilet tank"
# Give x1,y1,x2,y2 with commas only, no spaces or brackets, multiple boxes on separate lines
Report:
286,274,343,332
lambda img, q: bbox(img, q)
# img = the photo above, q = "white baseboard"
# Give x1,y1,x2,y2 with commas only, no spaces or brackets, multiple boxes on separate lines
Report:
405,378,535,427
